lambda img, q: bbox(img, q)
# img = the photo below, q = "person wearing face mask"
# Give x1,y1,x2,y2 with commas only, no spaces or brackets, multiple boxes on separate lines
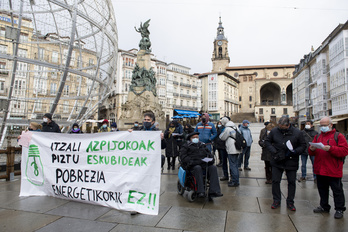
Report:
309,116,348,219
219,117,242,187
98,119,111,133
298,120,318,182
258,122,274,184
69,123,83,134
179,132,223,198
194,113,217,152
265,116,306,211
131,121,141,131
238,120,253,171
42,113,61,133
183,124,194,140
110,122,120,132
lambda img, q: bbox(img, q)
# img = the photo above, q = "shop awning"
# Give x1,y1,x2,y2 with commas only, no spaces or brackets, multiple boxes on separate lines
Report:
174,109,201,116
331,117,348,124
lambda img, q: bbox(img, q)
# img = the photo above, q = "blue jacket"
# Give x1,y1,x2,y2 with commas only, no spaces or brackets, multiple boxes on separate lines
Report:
240,126,253,146
194,122,217,144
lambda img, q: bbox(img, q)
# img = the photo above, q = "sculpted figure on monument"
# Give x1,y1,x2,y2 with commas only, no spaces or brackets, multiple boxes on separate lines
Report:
135,19,151,52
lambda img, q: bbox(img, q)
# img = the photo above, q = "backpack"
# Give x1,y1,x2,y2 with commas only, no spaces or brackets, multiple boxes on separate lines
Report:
231,127,247,150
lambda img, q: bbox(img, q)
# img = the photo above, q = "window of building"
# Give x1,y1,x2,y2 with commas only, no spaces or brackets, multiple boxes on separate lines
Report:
14,79,25,96
187,90,189,95
63,85,69,96
253,72,258,77
283,108,288,115
239,96,242,101
18,48,27,58
243,76,247,82
63,101,69,113
273,71,278,77
271,108,275,114
38,47,45,60
180,100,183,106
0,44,7,54
52,51,58,63
36,99,42,111
249,104,252,108
249,76,253,81
259,108,263,114
50,83,57,95
234,72,239,77
0,80,4,92
239,105,241,108
249,96,252,101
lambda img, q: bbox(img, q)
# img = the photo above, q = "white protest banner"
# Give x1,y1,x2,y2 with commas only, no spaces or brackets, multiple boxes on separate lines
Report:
20,131,161,215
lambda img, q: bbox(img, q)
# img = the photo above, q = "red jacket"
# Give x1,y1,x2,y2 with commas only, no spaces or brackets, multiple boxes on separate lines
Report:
309,129,348,178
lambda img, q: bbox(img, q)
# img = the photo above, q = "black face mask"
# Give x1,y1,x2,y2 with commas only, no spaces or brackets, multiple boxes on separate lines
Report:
28,128,33,131
202,118,206,123
143,121,152,129
279,128,289,134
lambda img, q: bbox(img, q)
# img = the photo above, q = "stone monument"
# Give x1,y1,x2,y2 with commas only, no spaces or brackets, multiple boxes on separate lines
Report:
118,19,165,129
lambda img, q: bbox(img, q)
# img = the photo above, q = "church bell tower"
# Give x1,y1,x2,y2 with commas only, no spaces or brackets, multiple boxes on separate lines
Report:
212,17,230,72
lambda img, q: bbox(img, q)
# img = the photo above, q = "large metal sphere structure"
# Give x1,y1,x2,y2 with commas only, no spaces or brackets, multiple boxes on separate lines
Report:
0,0,118,145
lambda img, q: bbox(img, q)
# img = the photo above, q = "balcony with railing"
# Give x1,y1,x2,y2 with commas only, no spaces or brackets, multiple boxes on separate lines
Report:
173,81,179,85
192,85,197,89
180,82,191,88
180,94,191,99
173,93,179,97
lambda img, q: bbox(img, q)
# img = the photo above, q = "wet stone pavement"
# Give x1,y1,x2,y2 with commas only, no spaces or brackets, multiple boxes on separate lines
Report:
1,123,348,232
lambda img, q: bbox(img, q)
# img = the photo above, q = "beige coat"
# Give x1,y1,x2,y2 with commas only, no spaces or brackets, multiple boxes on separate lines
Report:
219,121,242,155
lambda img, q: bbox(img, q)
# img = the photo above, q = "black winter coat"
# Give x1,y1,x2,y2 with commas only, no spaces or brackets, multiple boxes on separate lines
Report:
42,121,61,133
179,141,214,170
301,128,318,155
265,125,306,170
259,128,272,161
214,126,226,150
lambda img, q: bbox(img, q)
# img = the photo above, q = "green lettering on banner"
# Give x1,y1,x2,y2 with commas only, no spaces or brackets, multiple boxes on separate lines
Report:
141,157,147,166
139,140,146,150
122,157,128,166
100,140,106,151
87,155,92,164
137,192,146,205
110,141,118,151
131,141,138,150
134,157,140,166
128,157,133,166
93,155,98,164
127,190,137,204
111,156,116,165
86,141,93,152
93,141,100,151
118,141,125,150
147,140,155,151
126,141,132,150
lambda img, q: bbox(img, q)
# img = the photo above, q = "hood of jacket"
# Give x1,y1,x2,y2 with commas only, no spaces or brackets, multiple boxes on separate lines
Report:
225,121,236,128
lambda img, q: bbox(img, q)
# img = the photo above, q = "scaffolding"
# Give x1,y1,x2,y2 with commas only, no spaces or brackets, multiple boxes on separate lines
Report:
0,0,118,147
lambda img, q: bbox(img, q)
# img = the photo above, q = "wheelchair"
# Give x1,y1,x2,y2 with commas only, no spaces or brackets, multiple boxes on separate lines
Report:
177,166,212,202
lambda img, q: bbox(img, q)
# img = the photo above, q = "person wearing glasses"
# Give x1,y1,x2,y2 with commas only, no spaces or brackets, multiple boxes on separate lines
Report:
309,116,348,219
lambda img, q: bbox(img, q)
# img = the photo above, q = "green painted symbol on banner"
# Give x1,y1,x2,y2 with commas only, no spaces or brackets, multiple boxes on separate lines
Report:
25,144,44,186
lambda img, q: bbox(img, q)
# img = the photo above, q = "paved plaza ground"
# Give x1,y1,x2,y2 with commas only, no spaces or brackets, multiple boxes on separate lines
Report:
1,123,348,232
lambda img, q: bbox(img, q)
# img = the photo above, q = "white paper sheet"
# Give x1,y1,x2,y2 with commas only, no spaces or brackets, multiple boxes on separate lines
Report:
309,142,325,149
202,157,213,163
286,140,294,152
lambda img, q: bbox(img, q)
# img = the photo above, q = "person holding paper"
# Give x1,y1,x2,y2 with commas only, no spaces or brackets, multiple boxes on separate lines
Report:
179,132,223,198
265,116,306,211
299,120,318,182
309,116,348,219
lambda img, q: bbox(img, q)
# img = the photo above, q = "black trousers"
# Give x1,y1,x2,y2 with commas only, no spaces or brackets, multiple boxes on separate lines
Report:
317,174,346,211
192,165,221,194
272,166,297,204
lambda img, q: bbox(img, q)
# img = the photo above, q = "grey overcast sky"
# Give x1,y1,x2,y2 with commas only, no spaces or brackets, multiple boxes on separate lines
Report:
111,0,348,74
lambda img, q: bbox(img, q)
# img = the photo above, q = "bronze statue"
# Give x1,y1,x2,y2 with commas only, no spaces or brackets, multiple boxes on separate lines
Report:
135,19,151,52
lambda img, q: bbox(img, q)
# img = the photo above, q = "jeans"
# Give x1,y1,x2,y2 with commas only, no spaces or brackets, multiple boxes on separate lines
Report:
272,166,297,204
301,154,315,179
317,175,346,211
228,154,239,185
218,149,229,177
238,146,251,168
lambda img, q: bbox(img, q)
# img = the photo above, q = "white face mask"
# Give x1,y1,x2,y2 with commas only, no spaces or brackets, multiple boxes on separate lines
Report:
305,125,311,129
43,118,48,123
192,138,199,143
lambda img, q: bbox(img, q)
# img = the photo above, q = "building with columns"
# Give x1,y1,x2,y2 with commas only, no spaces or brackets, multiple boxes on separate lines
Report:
199,17,295,123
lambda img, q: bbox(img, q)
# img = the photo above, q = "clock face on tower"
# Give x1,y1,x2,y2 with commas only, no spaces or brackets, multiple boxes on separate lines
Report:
217,41,222,46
